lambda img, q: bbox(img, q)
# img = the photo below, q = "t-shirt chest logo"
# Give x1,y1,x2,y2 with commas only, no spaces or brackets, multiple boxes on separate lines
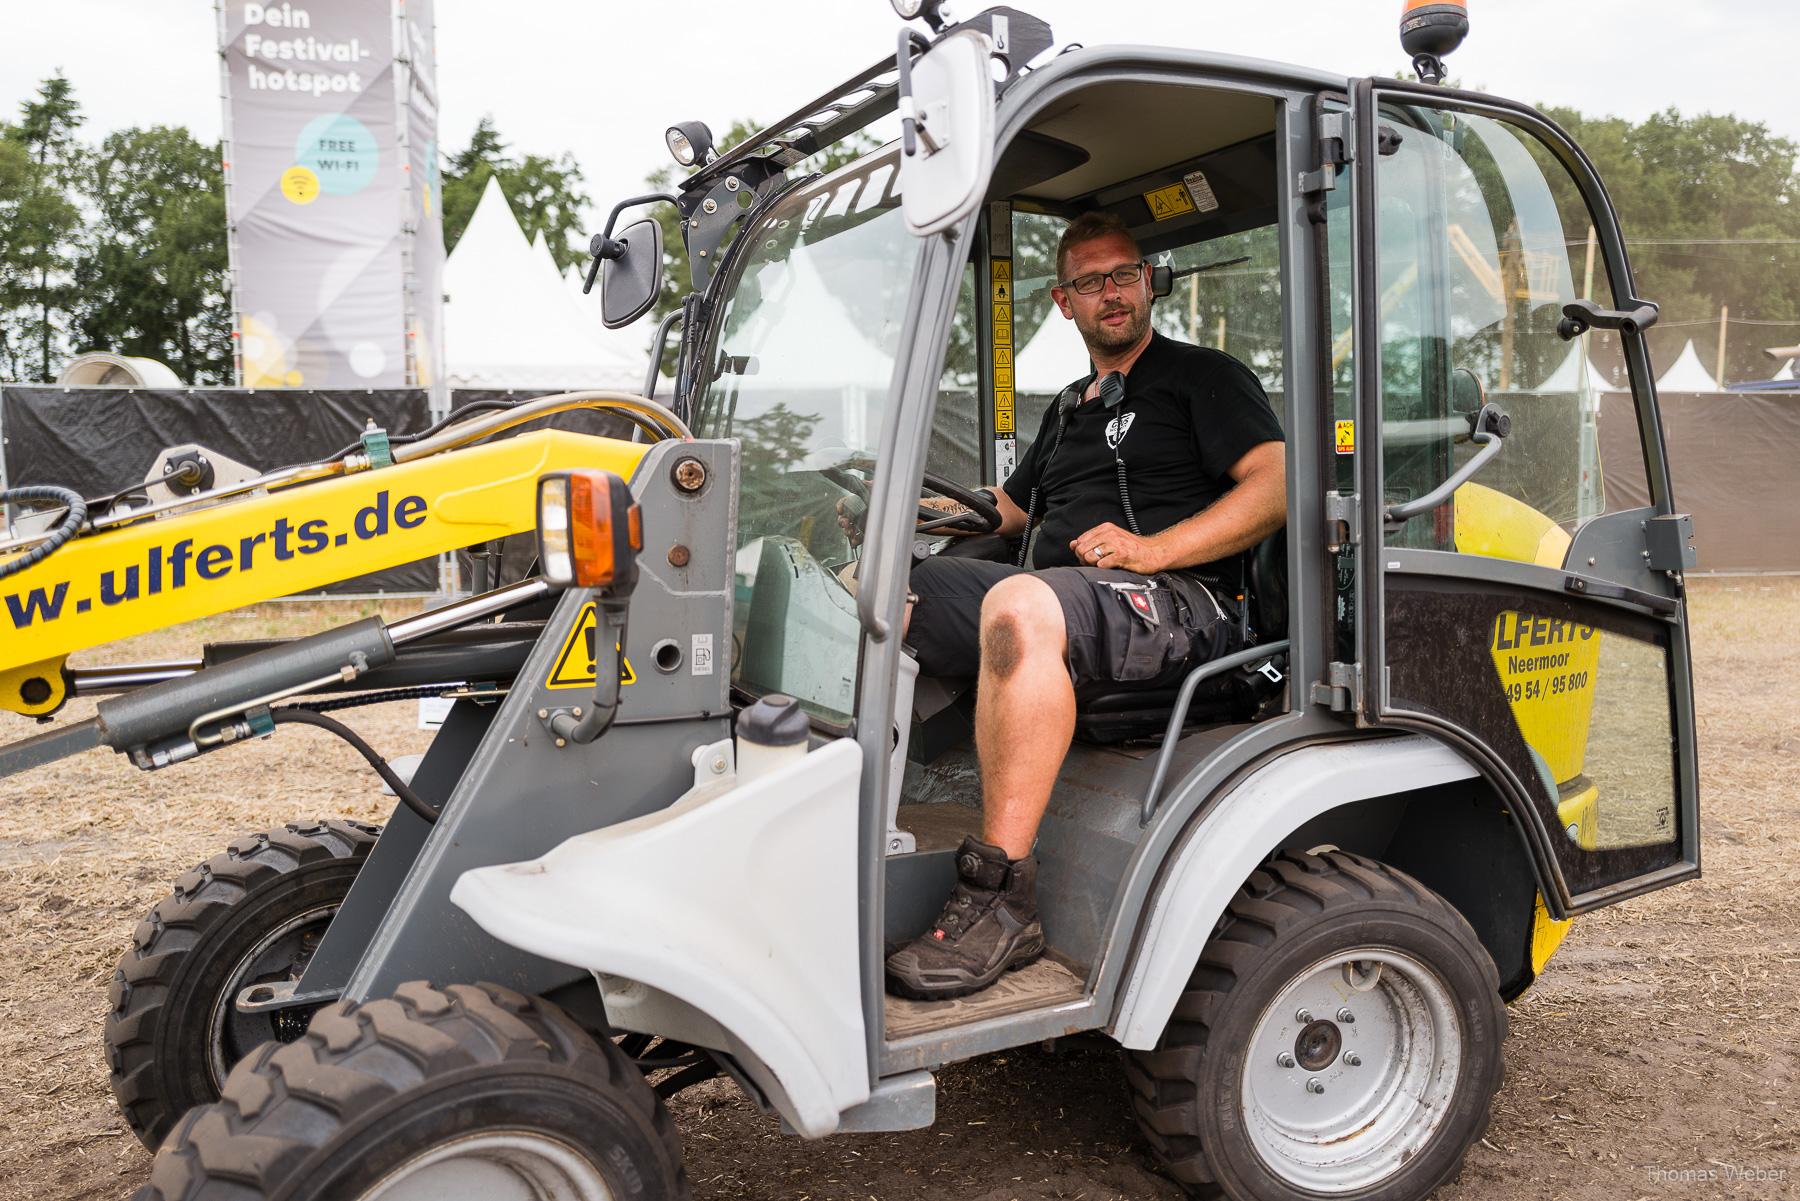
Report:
1105,410,1136,450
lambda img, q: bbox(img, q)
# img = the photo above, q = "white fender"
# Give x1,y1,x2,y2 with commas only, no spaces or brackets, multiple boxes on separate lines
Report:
452,738,867,1137
1110,735,1479,1049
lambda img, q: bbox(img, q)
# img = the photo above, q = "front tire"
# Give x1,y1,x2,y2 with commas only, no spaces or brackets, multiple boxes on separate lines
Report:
137,981,689,1201
1124,851,1506,1200
106,819,380,1148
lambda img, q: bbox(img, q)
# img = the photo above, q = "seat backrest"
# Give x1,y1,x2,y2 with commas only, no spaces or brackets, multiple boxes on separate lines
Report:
1247,528,1288,642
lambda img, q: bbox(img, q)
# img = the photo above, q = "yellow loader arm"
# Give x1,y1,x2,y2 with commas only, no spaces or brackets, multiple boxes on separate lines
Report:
1,428,648,717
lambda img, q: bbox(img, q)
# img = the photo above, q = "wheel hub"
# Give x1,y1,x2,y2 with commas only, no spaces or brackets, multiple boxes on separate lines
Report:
1293,1018,1342,1072
1241,948,1464,1193
363,1130,615,1201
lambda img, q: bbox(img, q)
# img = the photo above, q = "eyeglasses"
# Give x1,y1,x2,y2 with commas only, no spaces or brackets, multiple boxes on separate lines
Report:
1057,262,1146,295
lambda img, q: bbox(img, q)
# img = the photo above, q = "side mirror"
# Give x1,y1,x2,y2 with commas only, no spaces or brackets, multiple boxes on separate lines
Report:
898,28,996,237
601,217,664,329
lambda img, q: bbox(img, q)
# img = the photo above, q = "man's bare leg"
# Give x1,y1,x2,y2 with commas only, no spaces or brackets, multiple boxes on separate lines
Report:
975,575,1075,859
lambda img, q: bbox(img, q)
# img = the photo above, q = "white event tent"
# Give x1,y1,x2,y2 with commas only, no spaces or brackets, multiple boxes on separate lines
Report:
443,177,651,391
1654,339,1719,393
1540,343,1619,394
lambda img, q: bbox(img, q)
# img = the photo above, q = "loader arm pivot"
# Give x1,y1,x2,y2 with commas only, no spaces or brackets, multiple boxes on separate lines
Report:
0,429,648,717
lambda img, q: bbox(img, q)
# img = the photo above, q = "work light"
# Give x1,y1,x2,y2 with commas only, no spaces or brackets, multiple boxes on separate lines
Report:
889,0,946,26
665,121,715,167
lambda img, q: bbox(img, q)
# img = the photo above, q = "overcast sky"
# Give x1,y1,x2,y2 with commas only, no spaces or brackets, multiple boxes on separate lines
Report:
3,0,1795,254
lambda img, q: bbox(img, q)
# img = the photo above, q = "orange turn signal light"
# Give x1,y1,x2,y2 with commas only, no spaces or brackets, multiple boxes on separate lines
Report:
537,469,642,591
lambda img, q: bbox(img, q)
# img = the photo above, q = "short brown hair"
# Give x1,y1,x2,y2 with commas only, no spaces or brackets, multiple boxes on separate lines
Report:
1056,212,1141,282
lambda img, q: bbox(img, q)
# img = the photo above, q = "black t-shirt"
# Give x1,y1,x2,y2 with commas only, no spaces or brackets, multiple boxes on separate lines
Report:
1001,331,1283,579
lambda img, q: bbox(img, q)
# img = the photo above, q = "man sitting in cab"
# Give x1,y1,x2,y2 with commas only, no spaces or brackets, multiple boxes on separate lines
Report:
886,212,1287,999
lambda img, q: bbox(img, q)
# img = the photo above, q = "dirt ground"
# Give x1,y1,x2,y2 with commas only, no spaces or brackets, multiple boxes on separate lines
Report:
1,578,1795,1200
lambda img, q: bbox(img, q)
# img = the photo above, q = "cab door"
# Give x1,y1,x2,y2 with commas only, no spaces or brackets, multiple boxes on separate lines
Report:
1338,79,1699,914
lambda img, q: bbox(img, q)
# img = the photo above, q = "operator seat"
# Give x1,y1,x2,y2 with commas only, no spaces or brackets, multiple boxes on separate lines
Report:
1071,528,1288,744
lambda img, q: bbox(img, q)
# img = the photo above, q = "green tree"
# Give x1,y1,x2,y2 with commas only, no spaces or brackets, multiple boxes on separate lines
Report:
0,74,85,381
71,126,231,383
441,117,590,270
1539,105,1800,383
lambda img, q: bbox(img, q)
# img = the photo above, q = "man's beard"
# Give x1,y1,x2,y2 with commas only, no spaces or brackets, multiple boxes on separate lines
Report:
1076,298,1151,353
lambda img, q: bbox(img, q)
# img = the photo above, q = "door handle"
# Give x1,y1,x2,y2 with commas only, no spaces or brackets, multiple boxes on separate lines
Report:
1562,572,1678,616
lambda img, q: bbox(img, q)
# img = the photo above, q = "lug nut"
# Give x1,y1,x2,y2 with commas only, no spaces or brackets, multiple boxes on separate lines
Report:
1277,1052,1296,1068
1344,1052,1362,1067
1337,1007,1355,1024
1306,1079,1325,1094
1295,1008,1312,1023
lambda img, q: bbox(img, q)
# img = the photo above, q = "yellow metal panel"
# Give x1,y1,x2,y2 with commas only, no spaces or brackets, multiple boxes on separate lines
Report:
0,430,647,682
1530,891,1574,975
1459,483,1600,783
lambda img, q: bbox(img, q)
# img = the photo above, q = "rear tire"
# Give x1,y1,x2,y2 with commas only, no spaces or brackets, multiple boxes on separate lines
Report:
136,981,689,1201
1124,851,1506,1200
106,819,380,1148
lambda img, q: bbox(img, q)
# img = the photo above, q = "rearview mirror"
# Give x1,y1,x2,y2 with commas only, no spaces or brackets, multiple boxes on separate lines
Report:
899,28,995,237
601,217,664,329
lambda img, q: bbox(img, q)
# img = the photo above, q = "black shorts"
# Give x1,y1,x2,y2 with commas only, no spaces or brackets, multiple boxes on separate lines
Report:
906,555,1242,693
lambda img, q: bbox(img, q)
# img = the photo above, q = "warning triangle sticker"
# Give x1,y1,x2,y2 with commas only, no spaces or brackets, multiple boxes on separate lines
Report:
545,602,637,689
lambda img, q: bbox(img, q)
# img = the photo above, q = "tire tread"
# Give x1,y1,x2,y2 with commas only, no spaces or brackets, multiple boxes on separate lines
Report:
134,981,690,1201
106,820,380,1148
1123,850,1507,1199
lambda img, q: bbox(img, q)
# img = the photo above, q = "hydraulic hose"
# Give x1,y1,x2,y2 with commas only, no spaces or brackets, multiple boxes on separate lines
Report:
0,487,87,580
392,390,692,462
270,707,440,824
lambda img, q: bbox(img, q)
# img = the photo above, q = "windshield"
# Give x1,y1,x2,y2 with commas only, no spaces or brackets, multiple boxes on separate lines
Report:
692,148,915,723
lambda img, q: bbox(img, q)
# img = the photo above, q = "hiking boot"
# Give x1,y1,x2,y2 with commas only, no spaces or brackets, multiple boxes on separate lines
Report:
886,836,1044,1000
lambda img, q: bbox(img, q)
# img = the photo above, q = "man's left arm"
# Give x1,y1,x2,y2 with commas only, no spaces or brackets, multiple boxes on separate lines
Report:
1071,441,1286,573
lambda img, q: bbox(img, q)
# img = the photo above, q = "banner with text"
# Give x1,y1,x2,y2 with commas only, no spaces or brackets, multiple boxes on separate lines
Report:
221,0,408,388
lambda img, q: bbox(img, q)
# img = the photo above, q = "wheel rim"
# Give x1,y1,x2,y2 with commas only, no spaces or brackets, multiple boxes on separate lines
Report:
362,1131,616,1201
206,902,339,1087
1240,947,1464,1193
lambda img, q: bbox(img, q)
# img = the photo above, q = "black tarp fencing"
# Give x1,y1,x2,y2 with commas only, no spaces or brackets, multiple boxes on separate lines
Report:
1598,390,1800,573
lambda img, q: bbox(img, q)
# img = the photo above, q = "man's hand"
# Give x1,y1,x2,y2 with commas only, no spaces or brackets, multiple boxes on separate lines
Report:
835,496,867,547
1071,522,1167,573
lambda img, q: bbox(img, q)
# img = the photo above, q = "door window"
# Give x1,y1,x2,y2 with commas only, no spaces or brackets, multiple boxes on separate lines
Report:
1369,107,1642,565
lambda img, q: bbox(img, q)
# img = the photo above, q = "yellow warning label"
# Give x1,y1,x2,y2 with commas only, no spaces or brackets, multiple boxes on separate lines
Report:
992,257,1015,445
1334,420,1356,455
992,302,1012,326
1144,182,1197,221
992,280,1012,304
994,347,1013,369
990,260,1011,282
993,320,1012,347
994,366,1013,390
996,396,1015,434
546,602,637,689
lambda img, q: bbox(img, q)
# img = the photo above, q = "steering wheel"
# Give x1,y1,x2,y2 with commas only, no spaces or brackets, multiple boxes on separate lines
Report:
917,470,1003,535
819,462,1002,537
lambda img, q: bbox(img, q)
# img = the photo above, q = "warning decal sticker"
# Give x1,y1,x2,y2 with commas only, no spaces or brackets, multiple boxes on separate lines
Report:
1335,420,1356,455
992,257,1016,441
1143,182,1196,221
546,602,637,689
1182,169,1221,213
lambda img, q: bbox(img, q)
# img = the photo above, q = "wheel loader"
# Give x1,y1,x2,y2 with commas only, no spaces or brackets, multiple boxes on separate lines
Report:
0,2,1701,1197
